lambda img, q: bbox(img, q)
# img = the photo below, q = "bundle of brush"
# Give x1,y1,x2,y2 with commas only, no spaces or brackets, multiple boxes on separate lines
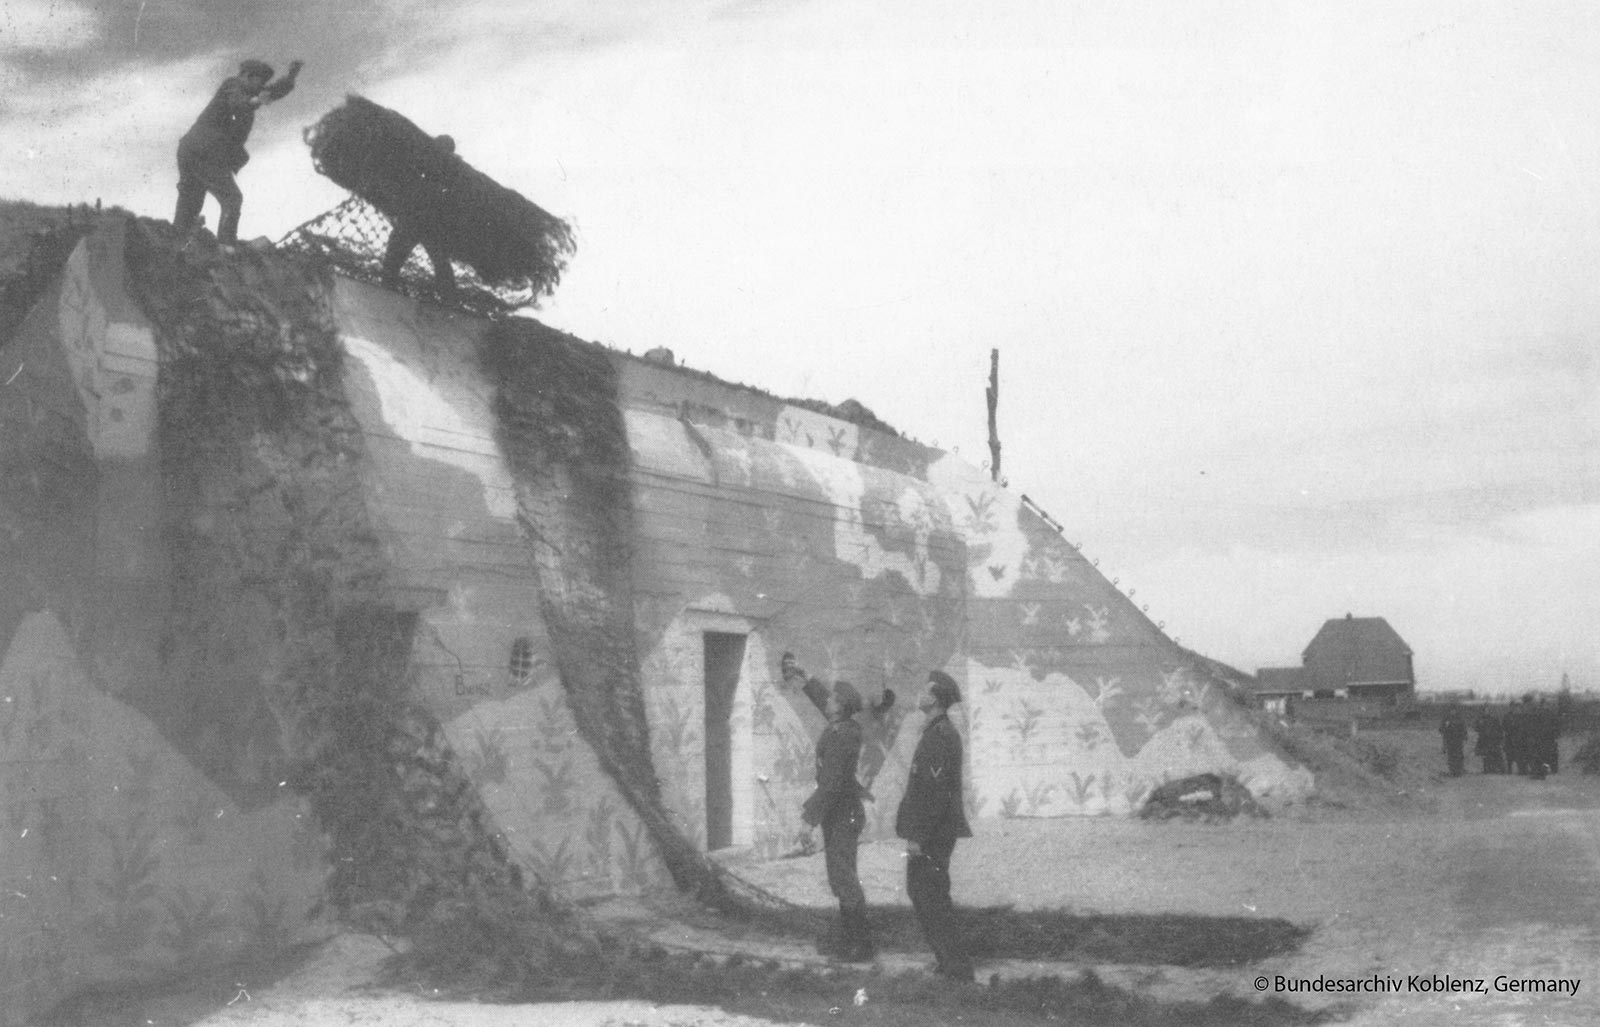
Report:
305,96,575,300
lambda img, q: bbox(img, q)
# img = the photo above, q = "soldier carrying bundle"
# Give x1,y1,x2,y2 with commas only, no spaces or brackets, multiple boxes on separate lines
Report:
304,95,576,303
379,133,463,301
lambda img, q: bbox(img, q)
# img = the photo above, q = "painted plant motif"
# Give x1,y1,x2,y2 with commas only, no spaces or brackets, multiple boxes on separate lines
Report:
1067,771,1097,809
530,755,578,815
1002,699,1046,759
962,491,998,536
1081,604,1112,644
533,693,576,751
159,888,229,960
240,866,296,957
1075,721,1106,751
1023,780,1056,815
584,796,618,881
615,818,656,891
526,835,576,887
90,813,161,958
466,727,511,789
1088,675,1124,713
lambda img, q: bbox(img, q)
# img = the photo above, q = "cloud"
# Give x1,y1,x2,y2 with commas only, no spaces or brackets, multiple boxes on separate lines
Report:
1,0,402,92
0,0,100,50
5,58,212,210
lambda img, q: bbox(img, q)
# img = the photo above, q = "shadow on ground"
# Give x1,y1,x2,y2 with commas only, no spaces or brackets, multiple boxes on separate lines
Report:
686,903,1312,968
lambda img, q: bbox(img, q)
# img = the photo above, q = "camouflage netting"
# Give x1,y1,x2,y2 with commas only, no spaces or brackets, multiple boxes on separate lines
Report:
304,95,575,297
121,219,593,977
276,197,528,318
479,318,790,916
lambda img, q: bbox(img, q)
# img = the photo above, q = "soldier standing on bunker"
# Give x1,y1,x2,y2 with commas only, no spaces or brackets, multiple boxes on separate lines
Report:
896,670,975,981
173,58,302,245
1440,707,1468,777
380,133,461,302
781,653,876,963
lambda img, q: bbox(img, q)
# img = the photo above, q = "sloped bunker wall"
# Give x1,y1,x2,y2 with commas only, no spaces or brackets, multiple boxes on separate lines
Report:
0,221,323,1024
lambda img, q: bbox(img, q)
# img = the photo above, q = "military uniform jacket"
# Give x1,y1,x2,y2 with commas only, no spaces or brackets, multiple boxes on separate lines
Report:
179,73,297,171
803,718,864,827
895,713,972,844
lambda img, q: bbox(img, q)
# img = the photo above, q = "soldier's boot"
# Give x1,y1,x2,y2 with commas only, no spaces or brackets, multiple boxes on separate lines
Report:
814,917,842,957
834,905,875,963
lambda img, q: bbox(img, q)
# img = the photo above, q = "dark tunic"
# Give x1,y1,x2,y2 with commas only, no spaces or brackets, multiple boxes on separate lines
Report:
895,710,973,979
173,69,297,243
895,713,972,845
179,73,297,171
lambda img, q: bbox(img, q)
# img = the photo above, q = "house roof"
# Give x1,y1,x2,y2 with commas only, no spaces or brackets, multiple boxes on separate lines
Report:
1302,615,1414,686
1254,667,1308,695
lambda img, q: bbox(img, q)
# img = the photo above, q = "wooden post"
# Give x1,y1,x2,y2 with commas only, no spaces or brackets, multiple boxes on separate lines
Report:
986,348,1001,482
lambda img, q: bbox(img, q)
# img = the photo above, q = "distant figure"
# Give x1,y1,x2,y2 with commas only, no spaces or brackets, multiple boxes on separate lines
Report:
782,653,875,963
1473,710,1504,774
896,670,974,981
380,133,461,301
1530,696,1558,778
1503,701,1528,775
174,59,302,245
1440,708,1468,777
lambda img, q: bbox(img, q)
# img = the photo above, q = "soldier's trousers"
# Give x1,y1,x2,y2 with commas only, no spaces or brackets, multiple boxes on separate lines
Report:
823,806,866,911
174,151,243,244
907,835,971,979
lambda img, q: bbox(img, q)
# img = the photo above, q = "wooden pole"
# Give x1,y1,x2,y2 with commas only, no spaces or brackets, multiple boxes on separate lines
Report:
986,348,1001,482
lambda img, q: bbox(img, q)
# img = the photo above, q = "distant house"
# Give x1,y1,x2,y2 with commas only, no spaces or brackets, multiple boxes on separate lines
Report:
1255,614,1416,709
1254,667,1311,714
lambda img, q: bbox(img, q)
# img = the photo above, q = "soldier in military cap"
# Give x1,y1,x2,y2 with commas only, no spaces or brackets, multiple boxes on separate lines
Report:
174,58,302,245
896,669,974,981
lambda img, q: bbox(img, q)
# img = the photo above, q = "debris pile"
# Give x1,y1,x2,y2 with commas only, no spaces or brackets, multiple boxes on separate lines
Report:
1138,773,1268,822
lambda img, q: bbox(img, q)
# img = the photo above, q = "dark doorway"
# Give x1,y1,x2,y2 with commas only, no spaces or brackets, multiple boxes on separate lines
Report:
703,632,746,850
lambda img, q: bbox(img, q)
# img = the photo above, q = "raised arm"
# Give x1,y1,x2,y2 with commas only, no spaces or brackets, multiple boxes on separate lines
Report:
262,59,303,102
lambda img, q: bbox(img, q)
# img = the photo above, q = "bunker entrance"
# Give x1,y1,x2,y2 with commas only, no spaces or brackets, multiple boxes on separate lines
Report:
703,631,746,851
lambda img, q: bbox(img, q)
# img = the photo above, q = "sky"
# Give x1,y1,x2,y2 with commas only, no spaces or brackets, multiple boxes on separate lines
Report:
4,0,1597,695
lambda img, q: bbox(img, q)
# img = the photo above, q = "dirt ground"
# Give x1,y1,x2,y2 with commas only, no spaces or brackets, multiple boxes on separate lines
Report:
66,730,1599,1027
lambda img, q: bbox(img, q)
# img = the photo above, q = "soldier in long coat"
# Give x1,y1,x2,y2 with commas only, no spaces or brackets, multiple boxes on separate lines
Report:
1440,707,1468,776
895,670,974,981
1473,710,1504,774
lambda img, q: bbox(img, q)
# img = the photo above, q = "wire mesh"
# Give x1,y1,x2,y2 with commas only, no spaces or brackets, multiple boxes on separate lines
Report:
276,196,535,317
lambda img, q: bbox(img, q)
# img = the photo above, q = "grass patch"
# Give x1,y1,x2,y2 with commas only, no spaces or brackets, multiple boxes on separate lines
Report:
676,903,1310,968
